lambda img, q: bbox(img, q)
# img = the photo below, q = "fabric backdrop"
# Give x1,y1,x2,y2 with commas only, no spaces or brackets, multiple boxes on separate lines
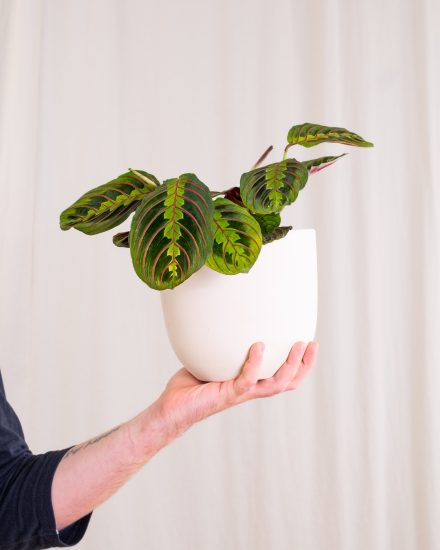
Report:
1,1,439,549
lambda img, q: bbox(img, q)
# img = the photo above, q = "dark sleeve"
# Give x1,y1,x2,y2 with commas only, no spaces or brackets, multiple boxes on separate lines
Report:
0,373,92,549
0,449,92,550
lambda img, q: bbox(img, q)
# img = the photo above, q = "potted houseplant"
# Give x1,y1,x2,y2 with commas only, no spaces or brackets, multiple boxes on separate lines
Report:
60,123,373,381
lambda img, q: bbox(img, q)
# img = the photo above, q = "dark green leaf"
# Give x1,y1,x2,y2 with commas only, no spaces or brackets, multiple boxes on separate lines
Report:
205,198,262,275
240,159,308,214
129,173,214,290
113,231,130,248
252,213,281,237
263,226,293,244
60,170,159,235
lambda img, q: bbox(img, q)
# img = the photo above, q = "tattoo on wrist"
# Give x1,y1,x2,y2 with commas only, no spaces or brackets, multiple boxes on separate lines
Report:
62,426,121,460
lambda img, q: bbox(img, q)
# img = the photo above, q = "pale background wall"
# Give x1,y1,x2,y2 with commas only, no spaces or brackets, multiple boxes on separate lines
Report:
0,1,439,549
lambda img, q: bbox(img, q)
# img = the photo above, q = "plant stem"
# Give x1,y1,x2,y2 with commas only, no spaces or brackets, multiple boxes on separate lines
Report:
282,143,291,161
252,145,273,169
211,185,237,197
128,168,158,188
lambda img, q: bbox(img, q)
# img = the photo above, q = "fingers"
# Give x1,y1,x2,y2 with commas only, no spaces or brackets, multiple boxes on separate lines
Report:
233,342,265,395
252,341,318,398
286,341,319,390
252,342,306,397
231,341,319,404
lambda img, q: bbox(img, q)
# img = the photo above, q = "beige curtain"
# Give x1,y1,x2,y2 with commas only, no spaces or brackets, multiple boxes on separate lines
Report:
1,0,439,548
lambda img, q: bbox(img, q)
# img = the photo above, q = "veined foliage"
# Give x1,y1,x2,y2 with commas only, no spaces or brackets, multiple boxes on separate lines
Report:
60,122,373,292
129,173,214,290
287,123,374,148
60,170,159,235
240,159,308,214
206,198,262,275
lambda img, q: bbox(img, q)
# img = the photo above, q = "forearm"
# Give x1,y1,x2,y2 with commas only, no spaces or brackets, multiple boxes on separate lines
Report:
51,342,317,532
51,401,175,530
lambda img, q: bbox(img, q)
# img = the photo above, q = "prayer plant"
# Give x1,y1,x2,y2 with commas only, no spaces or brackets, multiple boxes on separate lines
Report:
60,123,373,290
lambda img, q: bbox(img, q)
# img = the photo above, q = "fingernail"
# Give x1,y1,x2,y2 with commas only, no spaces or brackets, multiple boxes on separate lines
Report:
258,342,265,353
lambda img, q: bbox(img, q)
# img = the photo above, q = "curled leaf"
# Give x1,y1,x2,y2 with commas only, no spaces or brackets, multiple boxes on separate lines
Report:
303,154,347,174
113,231,130,248
263,225,293,244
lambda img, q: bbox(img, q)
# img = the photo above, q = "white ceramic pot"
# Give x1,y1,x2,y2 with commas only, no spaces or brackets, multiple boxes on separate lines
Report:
160,229,317,382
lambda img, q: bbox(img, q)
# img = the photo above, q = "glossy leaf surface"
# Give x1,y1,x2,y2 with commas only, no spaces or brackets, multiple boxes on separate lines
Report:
287,123,374,148
60,170,159,235
240,159,308,214
206,198,262,275
130,174,214,290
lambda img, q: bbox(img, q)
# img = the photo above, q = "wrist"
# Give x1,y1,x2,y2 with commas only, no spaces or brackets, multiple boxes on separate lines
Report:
124,401,179,465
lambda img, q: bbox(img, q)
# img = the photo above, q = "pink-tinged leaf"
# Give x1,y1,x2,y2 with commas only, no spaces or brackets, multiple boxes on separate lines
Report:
303,154,347,174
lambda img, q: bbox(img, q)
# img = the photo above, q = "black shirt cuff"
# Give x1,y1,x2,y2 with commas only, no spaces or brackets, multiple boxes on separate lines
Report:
37,447,92,547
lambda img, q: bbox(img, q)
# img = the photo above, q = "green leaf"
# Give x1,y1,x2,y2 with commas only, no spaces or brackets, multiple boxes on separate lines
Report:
205,198,262,275
60,170,159,235
263,225,293,244
113,231,130,248
287,123,374,148
252,213,281,237
240,159,308,215
303,154,347,174
129,173,214,290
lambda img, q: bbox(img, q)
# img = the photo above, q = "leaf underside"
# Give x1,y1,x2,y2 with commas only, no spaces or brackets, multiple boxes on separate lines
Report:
60,170,159,235
129,173,214,290
113,231,130,248
205,198,262,275
263,225,293,244
240,159,309,215
287,123,374,148
303,154,347,174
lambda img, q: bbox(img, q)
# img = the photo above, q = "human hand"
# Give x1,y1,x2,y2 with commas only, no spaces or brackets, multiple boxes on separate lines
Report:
154,341,319,438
